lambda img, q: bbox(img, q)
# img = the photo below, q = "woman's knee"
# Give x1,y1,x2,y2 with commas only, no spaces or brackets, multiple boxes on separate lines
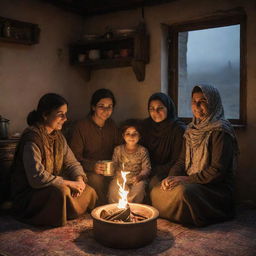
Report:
47,184,71,198
174,183,197,202
84,184,97,196
150,184,163,202
150,183,193,203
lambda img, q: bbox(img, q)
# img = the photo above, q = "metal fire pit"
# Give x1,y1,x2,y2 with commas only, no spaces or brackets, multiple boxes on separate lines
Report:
91,203,159,249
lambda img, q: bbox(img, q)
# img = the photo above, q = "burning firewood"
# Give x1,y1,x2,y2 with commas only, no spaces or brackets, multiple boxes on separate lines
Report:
130,211,148,222
100,206,148,223
99,170,148,223
100,206,131,222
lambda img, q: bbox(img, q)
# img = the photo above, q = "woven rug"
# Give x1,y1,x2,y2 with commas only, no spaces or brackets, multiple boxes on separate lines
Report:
0,208,256,256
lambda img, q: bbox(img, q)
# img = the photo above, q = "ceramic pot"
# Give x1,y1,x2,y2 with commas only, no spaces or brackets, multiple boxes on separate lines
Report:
88,49,100,60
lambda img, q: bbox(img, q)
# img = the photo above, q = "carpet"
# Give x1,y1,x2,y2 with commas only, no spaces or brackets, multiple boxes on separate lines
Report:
0,208,256,256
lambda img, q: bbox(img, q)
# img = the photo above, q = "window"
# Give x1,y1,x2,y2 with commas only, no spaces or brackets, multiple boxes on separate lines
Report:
168,13,246,125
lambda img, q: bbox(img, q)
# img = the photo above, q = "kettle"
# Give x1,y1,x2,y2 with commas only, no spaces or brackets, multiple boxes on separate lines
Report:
0,115,9,139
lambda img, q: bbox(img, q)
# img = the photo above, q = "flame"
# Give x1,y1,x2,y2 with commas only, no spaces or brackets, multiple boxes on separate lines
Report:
117,171,129,209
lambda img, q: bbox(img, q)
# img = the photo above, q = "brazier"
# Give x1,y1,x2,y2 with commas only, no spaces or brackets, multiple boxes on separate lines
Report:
91,203,159,249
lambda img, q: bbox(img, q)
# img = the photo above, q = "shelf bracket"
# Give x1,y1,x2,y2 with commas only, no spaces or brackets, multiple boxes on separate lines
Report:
131,60,145,82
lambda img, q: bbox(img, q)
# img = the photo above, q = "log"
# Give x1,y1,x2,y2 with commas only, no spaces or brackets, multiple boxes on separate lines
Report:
100,206,148,223
100,206,131,222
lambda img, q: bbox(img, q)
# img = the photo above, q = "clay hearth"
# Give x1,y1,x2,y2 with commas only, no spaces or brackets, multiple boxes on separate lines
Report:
91,203,159,249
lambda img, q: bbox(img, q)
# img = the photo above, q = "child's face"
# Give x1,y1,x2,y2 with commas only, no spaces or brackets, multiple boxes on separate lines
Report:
123,126,140,146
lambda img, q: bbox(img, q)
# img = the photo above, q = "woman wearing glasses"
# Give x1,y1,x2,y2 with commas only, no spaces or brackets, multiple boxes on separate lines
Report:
11,93,97,227
69,88,120,205
141,92,186,189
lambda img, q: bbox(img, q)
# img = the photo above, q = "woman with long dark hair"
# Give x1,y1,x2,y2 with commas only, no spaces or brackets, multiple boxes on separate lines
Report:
11,93,97,227
69,88,120,205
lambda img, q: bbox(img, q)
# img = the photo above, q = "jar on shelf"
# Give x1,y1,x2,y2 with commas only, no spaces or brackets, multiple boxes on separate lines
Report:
3,21,11,38
88,49,100,60
78,53,87,63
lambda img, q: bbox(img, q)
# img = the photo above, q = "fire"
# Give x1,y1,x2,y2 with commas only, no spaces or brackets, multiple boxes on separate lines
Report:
117,171,130,209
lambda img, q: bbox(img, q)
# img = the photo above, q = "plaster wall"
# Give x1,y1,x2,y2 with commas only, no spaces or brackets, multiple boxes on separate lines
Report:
0,0,87,134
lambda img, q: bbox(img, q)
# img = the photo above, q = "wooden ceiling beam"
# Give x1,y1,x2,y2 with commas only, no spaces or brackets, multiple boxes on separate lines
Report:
42,0,176,16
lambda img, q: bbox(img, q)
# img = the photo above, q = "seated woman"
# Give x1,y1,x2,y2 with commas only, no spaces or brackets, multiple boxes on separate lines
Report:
11,93,97,227
150,85,239,227
141,92,186,188
69,88,120,205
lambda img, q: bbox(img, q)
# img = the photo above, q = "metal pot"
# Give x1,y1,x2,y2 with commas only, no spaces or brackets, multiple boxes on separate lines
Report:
101,160,115,176
0,116,9,139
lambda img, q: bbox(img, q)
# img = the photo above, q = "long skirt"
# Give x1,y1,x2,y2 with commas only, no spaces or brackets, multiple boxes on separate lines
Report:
150,182,234,227
12,184,97,227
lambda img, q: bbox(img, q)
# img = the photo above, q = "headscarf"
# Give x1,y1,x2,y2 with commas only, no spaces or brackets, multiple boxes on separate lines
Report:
184,84,239,175
142,92,184,165
147,92,177,122
145,92,177,137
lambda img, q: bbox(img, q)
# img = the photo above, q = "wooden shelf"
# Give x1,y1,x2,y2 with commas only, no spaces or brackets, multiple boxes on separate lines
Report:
73,35,135,46
0,16,40,45
69,23,149,81
72,57,133,69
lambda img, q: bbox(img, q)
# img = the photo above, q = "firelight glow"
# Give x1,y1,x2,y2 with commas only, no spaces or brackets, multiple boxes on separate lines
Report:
117,171,130,209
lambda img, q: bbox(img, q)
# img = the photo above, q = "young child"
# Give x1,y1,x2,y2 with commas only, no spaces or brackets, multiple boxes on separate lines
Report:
108,119,151,203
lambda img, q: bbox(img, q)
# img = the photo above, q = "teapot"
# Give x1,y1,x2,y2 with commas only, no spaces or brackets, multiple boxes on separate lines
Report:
0,115,9,139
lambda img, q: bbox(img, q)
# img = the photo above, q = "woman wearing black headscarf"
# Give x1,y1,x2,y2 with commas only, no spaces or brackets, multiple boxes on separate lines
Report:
141,92,186,188
150,85,239,226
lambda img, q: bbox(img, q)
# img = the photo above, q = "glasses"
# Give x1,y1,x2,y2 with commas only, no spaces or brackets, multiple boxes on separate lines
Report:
96,105,113,111
148,106,166,113
124,132,139,137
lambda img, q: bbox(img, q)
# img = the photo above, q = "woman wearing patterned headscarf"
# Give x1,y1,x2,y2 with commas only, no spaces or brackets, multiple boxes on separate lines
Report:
141,92,186,188
150,85,239,226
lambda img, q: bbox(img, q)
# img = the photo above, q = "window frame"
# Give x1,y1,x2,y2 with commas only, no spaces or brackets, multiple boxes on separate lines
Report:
168,12,247,126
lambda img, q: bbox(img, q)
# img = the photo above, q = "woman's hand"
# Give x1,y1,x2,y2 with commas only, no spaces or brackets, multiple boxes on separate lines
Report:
161,176,172,190
94,162,105,175
64,177,86,197
161,176,190,191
